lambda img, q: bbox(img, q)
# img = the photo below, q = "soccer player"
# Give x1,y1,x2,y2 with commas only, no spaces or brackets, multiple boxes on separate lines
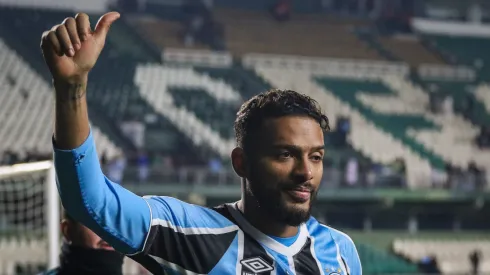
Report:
41,12,362,275
40,210,125,275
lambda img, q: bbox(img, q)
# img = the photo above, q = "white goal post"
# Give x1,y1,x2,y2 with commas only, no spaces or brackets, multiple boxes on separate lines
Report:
0,161,149,275
0,160,59,273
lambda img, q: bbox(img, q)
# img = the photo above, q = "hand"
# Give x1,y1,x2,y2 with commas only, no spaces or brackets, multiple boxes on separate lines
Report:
40,12,120,83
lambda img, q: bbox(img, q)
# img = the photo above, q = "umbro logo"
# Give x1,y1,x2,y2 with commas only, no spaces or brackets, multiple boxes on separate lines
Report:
240,256,274,274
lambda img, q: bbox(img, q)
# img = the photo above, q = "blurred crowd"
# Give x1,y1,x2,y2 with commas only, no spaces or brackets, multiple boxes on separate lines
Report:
413,250,483,275
0,150,51,166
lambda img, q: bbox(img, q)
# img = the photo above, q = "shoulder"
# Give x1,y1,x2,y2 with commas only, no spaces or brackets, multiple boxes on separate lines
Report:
143,196,237,229
306,217,358,254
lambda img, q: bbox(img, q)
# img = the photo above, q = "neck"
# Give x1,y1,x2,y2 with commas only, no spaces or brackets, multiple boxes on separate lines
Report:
237,197,298,238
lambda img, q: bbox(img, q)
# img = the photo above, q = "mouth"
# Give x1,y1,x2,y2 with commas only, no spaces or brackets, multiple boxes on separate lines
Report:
285,187,311,203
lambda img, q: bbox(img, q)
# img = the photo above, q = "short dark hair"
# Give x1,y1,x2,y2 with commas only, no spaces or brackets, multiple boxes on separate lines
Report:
234,89,330,152
62,208,75,222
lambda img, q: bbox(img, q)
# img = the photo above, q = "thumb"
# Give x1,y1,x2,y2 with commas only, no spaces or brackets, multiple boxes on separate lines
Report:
93,12,120,42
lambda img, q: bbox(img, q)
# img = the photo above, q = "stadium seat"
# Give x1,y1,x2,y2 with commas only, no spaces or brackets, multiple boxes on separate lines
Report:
214,8,381,59
356,243,419,274
376,35,446,66
246,54,490,188
393,238,490,274
0,39,121,159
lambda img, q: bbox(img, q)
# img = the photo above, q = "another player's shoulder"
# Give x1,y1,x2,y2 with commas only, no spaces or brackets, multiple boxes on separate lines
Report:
305,217,357,252
142,196,237,229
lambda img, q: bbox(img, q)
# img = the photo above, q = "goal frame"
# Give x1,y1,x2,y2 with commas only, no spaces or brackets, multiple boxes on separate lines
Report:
0,160,60,269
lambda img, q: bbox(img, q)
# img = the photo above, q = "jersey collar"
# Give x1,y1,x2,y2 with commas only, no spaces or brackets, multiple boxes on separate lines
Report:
226,202,308,256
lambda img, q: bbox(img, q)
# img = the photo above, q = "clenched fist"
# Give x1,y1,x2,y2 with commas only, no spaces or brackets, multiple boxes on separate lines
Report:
40,12,120,83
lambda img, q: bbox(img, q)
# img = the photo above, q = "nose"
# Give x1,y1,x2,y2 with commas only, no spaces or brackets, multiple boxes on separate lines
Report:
293,156,313,182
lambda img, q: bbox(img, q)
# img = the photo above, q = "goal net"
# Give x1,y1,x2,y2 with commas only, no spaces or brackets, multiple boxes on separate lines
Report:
0,161,150,275
0,161,59,275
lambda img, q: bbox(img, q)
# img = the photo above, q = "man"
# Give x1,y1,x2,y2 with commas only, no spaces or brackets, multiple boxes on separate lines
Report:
41,211,125,275
40,12,362,275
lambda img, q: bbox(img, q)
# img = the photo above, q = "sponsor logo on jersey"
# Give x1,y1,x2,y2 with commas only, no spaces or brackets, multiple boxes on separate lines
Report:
240,256,274,274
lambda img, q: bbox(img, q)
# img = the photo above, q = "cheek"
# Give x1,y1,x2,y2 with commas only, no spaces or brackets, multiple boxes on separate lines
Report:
253,159,289,182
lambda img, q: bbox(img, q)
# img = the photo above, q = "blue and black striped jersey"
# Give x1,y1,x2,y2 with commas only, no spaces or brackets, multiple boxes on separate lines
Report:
54,129,362,275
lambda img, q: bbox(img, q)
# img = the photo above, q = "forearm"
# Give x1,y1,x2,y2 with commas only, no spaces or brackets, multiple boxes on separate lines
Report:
52,77,151,254
53,76,90,150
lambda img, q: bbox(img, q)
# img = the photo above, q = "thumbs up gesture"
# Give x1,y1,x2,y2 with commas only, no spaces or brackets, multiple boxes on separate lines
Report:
41,12,120,83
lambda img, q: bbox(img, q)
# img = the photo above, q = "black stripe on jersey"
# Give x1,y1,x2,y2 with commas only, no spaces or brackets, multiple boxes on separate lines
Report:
212,204,236,223
241,234,275,275
143,225,237,274
341,256,350,275
129,224,166,275
129,253,166,275
293,237,321,275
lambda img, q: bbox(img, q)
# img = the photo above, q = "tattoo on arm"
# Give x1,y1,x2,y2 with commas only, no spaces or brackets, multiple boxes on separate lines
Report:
55,83,86,103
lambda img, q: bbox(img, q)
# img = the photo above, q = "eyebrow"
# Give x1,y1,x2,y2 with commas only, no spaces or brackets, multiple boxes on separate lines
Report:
272,144,325,152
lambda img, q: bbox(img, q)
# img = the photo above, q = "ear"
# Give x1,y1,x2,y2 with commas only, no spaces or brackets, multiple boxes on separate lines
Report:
231,147,247,178
60,219,72,243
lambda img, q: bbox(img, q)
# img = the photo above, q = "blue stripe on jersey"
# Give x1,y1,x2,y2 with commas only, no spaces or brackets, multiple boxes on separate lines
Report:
306,219,344,273
146,196,236,229
53,129,151,254
208,233,240,274
264,246,293,275
328,227,362,275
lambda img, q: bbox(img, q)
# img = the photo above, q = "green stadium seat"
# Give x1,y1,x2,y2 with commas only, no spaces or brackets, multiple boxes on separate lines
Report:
315,77,445,169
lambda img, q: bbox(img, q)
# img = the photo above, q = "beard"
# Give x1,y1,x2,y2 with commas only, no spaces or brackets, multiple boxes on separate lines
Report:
246,180,317,226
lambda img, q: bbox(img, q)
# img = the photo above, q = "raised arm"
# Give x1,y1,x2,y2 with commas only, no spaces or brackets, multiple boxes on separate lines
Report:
41,12,151,254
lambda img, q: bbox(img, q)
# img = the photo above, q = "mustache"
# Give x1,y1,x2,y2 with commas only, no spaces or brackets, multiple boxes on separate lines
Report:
284,181,315,192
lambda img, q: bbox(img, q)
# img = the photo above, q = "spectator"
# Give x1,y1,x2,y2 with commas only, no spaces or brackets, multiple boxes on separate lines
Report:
270,0,291,22
137,150,150,182
107,154,127,184
344,157,359,187
418,255,441,274
39,210,125,275
476,125,490,148
469,250,482,275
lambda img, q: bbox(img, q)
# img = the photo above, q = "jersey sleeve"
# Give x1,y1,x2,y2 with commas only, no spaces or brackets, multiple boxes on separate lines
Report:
137,196,239,274
53,128,151,254
54,129,239,273
333,231,362,275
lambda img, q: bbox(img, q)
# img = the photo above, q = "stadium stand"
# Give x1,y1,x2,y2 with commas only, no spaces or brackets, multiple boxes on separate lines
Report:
128,16,210,50
427,35,490,67
394,238,490,274
1,3,490,274
0,6,218,165
134,63,240,157
214,8,381,59
356,243,419,274
376,35,446,66
0,38,121,159
1,5,489,189
244,53,490,188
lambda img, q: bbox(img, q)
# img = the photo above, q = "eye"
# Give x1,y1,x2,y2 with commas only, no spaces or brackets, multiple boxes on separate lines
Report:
277,151,292,159
311,154,323,162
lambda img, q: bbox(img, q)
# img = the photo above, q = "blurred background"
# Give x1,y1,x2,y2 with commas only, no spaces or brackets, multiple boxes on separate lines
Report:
0,0,489,274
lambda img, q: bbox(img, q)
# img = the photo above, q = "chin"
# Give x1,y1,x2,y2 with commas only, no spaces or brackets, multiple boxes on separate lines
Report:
278,200,312,226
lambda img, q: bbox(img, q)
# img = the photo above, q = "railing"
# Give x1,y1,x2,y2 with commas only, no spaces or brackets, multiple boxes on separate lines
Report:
119,165,408,188
118,165,488,193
